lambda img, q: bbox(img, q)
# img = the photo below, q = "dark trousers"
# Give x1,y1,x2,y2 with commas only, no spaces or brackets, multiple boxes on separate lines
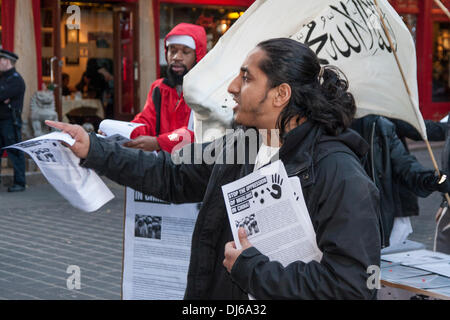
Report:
0,119,26,186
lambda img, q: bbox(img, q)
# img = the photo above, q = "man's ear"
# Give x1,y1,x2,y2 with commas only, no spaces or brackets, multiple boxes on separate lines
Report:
274,83,291,108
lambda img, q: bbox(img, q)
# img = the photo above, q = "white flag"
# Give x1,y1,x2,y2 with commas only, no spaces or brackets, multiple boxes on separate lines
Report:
184,0,426,142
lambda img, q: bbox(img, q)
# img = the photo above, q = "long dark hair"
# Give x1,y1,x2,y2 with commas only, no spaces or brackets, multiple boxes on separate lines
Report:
257,38,356,139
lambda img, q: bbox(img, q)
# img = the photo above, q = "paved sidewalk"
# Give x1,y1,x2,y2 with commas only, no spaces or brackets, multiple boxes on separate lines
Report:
0,179,125,300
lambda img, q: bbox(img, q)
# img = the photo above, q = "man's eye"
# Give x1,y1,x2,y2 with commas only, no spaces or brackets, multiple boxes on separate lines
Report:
242,75,249,81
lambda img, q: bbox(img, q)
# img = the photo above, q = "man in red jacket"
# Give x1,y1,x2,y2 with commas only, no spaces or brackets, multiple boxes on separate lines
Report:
124,23,207,153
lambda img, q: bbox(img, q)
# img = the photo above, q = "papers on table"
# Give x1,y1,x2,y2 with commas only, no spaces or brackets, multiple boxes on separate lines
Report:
440,114,448,123
221,160,322,268
413,261,450,278
122,187,199,300
381,265,432,281
381,248,450,295
381,239,426,255
381,249,450,266
98,119,144,144
386,274,450,290
431,286,450,297
5,132,114,212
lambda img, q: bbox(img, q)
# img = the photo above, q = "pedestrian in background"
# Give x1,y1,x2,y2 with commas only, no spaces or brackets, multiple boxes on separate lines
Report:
351,115,450,247
0,49,26,192
125,23,207,153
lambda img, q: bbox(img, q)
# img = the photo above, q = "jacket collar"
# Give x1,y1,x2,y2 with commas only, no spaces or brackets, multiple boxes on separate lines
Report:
1,67,16,78
259,121,321,186
273,121,368,186
163,76,176,88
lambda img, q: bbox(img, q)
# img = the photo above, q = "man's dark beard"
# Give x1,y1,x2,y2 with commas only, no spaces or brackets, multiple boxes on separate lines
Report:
231,116,255,132
167,65,188,86
231,87,270,129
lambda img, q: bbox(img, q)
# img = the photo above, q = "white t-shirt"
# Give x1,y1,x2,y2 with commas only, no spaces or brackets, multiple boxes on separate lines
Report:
253,143,280,171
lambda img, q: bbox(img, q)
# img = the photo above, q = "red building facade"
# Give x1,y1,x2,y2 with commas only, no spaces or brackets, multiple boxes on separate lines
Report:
390,0,449,119
0,0,448,121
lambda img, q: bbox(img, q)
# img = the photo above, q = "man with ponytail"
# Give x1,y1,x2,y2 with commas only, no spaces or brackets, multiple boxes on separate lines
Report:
46,38,381,299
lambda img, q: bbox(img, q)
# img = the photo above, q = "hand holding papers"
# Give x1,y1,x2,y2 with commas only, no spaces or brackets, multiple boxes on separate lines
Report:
98,119,145,145
221,160,322,269
45,120,90,159
5,130,114,212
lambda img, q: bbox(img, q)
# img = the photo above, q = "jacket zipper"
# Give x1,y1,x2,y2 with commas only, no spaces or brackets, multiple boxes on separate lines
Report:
370,122,376,182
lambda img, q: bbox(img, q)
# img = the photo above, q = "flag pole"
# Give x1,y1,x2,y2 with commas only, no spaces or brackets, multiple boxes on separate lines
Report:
373,0,450,205
434,0,450,19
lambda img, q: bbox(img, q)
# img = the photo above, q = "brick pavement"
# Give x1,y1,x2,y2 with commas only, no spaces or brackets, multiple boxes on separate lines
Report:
0,179,125,300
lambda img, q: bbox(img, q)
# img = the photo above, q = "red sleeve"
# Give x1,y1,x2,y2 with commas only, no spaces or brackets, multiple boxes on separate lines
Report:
157,127,195,153
130,83,159,139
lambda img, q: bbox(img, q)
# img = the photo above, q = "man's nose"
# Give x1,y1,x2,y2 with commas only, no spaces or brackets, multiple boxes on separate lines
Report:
173,50,183,60
227,74,240,95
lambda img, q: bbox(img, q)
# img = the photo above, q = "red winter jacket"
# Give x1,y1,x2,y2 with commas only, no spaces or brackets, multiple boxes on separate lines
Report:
130,23,207,153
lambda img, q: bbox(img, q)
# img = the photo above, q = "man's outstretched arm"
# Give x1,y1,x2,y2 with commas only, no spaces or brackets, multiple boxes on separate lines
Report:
45,120,212,204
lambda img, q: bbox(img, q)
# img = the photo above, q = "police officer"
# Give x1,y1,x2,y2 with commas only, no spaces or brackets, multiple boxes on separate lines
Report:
0,49,26,192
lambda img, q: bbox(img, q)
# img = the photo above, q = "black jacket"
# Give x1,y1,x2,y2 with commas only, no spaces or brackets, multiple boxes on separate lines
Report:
82,121,381,299
390,118,446,143
351,115,435,245
0,68,25,120
389,118,447,218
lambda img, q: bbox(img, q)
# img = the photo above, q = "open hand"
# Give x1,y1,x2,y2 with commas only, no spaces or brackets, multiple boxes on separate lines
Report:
45,120,90,159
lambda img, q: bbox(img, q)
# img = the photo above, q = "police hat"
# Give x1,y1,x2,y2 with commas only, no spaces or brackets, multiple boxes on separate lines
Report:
0,49,18,61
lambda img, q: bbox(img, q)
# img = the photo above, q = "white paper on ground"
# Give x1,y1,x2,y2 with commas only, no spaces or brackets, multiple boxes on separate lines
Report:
5,132,114,212
122,187,199,300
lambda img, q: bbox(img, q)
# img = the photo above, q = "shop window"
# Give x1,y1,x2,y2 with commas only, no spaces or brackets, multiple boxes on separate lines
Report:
60,2,115,123
432,21,450,102
41,2,54,80
159,3,245,77
60,2,114,99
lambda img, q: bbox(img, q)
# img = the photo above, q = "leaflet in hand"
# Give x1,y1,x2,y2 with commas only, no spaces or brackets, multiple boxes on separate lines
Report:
221,160,322,268
98,119,145,144
5,131,114,212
